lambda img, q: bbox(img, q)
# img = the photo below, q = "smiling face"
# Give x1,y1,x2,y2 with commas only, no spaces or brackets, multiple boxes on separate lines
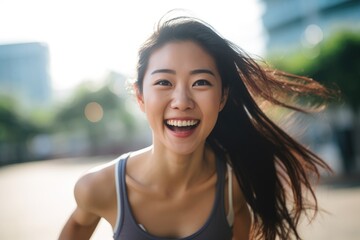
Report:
137,41,227,155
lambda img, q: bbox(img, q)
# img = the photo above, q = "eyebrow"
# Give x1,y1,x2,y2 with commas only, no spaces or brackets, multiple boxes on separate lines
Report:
151,69,175,75
151,68,215,76
190,69,215,76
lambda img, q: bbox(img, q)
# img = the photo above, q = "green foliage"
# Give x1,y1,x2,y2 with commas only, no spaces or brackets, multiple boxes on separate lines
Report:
268,30,360,110
56,85,118,123
0,96,43,163
0,97,41,141
53,72,139,155
55,81,134,130
0,71,144,164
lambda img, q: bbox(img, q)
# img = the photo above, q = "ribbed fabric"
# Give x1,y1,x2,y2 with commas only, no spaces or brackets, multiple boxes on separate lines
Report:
113,153,232,240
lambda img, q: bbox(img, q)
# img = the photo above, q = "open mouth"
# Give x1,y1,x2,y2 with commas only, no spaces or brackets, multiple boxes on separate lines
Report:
165,119,200,132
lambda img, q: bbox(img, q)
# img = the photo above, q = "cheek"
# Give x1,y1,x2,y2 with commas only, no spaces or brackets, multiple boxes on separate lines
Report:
198,94,222,122
142,91,168,123
199,91,222,111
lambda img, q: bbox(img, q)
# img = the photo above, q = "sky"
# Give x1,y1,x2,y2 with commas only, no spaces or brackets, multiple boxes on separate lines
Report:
0,0,266,92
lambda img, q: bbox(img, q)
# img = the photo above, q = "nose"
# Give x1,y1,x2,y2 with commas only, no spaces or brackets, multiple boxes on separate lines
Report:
170,86,194,111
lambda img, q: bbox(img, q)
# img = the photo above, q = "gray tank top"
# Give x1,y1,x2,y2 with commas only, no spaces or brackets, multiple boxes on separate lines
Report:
113,153,233,240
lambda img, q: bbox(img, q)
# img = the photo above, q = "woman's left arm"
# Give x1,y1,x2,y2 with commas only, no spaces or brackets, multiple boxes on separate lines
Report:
232,174,251,240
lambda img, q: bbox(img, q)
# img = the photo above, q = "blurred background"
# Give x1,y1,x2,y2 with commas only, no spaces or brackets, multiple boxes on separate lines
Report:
0,0,360,239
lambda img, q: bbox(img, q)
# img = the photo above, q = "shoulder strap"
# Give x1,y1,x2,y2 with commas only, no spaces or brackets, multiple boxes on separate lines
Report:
113,153,131,237
226,163,234,227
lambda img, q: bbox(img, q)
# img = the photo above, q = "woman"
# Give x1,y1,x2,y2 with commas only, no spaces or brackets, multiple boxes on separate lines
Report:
59,15,332,240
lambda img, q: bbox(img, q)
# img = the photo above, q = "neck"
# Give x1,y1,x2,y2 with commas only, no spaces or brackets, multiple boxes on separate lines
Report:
140,144,216,194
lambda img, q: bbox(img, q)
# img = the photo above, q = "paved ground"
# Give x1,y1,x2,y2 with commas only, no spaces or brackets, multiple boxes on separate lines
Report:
0,157,359,240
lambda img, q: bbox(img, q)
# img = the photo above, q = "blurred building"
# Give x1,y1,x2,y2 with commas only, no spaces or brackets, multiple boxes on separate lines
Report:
0,42,51,109
261,0,360,54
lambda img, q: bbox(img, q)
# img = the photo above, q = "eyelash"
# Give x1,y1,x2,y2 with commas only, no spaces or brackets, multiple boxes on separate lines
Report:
154,79,212,87
193,79,212,86
154,80,172,86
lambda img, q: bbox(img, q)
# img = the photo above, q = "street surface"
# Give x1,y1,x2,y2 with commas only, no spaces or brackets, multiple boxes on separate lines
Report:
0,157,359,240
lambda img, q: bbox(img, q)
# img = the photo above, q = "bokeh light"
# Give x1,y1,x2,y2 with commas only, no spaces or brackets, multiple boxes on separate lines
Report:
84,102,103,123
304,24,324,46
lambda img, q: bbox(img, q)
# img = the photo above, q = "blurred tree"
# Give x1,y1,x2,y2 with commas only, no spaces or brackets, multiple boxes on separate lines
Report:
270,31,360,109
268,30,360,174
54,71,137,156
0,97,42,165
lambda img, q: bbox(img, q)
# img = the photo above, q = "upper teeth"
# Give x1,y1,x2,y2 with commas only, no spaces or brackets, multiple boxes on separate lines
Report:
166,120,199,127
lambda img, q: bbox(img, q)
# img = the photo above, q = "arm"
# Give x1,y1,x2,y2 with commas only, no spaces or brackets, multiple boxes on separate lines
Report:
231,174,251,240
232,200,251,240
59,170,107,240
58,207,100,240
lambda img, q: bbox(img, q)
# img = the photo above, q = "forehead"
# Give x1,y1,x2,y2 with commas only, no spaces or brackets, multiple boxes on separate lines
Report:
146,41,218,74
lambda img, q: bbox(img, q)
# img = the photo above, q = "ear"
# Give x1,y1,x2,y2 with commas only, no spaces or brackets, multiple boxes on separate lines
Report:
134,83,145,112
219,87,229,112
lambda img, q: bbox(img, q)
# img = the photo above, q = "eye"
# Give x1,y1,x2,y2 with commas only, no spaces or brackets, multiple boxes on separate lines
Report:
154,79,172,86
193,79,212,87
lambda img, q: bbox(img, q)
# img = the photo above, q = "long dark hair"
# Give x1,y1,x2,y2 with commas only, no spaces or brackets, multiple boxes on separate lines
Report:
136,15,332,240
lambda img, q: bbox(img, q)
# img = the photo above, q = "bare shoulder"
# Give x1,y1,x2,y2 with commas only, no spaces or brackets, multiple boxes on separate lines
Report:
74,147,150,209
74,159,118,214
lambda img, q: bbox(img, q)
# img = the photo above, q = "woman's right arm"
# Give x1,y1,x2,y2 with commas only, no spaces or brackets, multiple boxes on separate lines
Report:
59,170,105,240
58,207,100,240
